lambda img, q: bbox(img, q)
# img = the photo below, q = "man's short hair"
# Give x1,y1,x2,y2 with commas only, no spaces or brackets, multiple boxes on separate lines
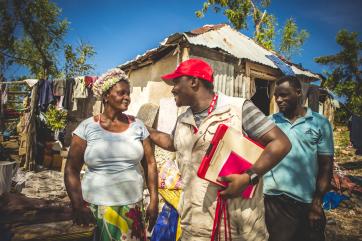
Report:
276,75,302,90
200,77,214,91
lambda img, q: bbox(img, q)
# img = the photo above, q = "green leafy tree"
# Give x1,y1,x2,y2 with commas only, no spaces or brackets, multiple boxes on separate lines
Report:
196,0,275,49
12,0,69,79
255,14,275,50
196,0,309,57
64,42,96,79
0,0,16,78
280,18,309,60
0,0,69,79
1,0,96,81
315,29,362,119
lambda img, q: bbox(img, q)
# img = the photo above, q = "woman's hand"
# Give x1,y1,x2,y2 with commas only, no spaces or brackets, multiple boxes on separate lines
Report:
146,197,158,232
142,137,159,231
72,205,95,226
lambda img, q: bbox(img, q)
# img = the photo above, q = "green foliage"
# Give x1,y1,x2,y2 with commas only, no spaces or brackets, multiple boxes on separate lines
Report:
255,13,275,50
196,0,308,58
64,42,96,79
315,30,362,117
334,108,350,124
43,105,67,131
1,0,96,81
11,0,69,79
0,0,16,76
279,18,309,60
196,0,261,32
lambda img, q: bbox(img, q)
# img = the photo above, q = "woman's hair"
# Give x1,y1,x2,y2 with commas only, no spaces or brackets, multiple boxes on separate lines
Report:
92,68,129,99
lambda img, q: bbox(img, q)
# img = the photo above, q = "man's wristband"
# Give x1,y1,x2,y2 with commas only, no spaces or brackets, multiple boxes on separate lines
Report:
245,168,259,185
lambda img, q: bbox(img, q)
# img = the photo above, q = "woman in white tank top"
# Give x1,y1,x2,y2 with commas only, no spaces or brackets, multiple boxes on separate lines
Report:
64,68,158,241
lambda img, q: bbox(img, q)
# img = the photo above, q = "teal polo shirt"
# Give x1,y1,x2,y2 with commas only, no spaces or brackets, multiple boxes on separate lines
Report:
263,108,334,203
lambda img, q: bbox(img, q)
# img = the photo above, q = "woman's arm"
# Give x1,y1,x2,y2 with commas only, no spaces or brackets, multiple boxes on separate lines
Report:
141,137,159,231
64,135,94,225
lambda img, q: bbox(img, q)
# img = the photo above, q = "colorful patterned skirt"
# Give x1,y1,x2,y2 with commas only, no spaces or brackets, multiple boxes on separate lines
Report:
89,201,146,241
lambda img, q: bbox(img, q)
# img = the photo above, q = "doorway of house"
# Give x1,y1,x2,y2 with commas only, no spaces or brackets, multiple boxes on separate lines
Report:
251,78,271,115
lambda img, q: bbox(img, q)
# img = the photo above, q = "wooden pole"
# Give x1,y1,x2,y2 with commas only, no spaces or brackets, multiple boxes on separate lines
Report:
0,83,5,131
0,80,26,85
7,91,30,95
24,83,38,171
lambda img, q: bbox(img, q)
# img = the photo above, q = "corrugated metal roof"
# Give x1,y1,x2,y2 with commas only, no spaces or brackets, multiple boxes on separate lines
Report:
184,24,319,79
189,23,226,35
120,47,159,67
119,24,319,79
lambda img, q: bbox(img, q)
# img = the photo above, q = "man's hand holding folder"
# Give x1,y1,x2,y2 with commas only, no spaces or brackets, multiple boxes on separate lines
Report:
217,174,251,198
198,124,264,199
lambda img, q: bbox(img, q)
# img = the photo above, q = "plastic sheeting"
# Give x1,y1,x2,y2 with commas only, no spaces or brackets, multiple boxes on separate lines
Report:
151,202,179,241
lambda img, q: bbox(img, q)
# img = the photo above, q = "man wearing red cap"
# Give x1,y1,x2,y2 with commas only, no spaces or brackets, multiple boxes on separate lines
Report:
148,58,291,240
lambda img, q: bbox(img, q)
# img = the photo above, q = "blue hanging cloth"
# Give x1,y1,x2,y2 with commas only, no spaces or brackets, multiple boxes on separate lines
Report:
322,191,349,210
151,202,179,241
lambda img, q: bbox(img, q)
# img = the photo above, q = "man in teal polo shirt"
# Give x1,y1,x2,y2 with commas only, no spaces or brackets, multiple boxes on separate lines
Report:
264,76,334,241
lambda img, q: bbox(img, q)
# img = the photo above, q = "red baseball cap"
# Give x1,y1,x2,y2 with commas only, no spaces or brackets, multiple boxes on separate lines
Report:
161,58,214,83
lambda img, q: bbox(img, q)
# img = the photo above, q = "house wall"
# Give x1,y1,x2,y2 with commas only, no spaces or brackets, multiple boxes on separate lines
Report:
189,46,248,98
192,54,281,115
124,53,178,116
128,53,178,87
120,45,329,124
189,53,255,99
190,55,235,96
189,45,285,115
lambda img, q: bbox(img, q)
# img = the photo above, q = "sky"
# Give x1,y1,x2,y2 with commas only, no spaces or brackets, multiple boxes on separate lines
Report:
5,0,362,79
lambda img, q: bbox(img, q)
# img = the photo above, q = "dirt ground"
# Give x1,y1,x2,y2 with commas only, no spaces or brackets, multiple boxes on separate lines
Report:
2,126,362,240
325,127,362,241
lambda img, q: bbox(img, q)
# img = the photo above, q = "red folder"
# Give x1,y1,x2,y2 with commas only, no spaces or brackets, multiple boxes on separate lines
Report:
197,124,264,199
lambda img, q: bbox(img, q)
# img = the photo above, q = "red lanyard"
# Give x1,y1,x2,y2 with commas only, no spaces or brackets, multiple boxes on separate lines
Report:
208,93,218,115
193,93,218,134
211,191,232,241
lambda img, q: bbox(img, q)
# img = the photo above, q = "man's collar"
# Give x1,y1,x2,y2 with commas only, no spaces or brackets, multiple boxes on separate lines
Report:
179,91,232,125
276,107,314,121
304,108,313,119
205,91,241,116
179,108,196,126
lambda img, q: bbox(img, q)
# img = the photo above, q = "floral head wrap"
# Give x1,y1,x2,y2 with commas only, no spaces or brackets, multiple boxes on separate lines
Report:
92,68,129,99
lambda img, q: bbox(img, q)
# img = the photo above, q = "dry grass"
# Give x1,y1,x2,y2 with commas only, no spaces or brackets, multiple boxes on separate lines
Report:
325,126,362,241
